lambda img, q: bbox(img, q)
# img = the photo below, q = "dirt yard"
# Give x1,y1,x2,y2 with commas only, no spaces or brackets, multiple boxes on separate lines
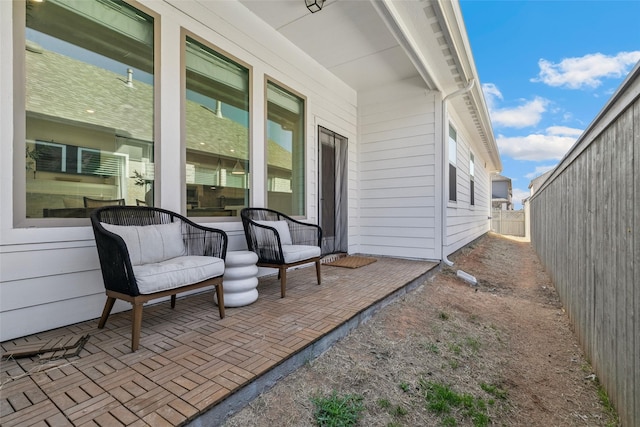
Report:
223,232,618,426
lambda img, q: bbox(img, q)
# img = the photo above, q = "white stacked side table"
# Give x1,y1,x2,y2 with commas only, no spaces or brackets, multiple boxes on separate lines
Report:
215,250,259,307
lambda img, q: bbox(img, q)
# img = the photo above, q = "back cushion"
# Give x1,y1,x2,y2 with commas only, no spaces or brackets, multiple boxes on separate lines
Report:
101,221,186,265
255,220,293,245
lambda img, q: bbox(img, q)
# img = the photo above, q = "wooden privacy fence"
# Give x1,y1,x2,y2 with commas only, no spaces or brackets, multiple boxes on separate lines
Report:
529,65,639,427
491,209,525,237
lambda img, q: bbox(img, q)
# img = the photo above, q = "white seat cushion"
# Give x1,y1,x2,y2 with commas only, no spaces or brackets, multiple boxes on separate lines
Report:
133,255,225,294
255,220,293,245
281,245,321,264
101,221,185,265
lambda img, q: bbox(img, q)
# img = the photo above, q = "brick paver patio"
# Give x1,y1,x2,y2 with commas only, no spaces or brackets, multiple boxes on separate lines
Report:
1,256,438,426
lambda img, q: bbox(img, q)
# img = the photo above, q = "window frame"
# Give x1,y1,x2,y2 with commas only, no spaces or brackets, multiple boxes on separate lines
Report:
469,152,475,206
14,0,159,228
182,30,252,221
448,124,457,203
265,77,307,218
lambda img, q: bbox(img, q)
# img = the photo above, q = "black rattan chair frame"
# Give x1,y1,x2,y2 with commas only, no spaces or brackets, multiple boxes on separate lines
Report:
90,206,228,351
241,207,322,298
83,196,126,207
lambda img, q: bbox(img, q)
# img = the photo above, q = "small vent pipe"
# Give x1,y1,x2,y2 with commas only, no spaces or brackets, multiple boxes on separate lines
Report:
126,68,134,88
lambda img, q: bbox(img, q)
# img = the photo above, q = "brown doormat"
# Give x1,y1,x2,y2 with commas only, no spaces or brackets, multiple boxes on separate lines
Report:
325,256,377,269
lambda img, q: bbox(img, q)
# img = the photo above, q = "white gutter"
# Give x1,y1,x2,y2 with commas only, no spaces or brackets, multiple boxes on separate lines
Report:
441,78,475,266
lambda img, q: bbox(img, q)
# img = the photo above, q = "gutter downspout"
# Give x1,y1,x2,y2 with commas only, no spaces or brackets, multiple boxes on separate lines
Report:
441,78,475,266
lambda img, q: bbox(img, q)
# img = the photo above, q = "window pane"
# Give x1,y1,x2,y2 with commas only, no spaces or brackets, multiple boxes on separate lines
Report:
449,163,457,202
25,0,154,218
448,124,457,202
448,124,457,165
470,153,475,205
267,82,305,216
469,152,475,177
185,37,249,218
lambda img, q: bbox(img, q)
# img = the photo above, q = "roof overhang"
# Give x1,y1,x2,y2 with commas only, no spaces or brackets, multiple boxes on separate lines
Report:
237,0,501,171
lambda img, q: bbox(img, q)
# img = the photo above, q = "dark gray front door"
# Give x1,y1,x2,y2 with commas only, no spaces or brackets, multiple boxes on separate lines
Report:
318,126,348,255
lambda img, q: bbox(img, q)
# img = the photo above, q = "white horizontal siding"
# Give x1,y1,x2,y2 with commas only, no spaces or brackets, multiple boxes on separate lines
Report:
445,125,492,255
0,243,99,282
1,293,110,342
357,77,438,260
0,0,357,341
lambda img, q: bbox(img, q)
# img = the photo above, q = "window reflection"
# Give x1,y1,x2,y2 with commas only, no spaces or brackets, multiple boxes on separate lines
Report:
24,0,154,218
185,37,250,218
266,82,305,216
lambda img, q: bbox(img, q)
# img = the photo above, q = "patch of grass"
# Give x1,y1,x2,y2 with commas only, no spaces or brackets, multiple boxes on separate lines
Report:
399,382,410,392
442,415,457,426
392,405,408,417
311,391,364,427
421,342,440,354
465,337,481,353
419,379,491,427
595,379,619,426
439,312,450,320
378,399,408,420
448,343,462,355
480,383,507,400
377,398,391,409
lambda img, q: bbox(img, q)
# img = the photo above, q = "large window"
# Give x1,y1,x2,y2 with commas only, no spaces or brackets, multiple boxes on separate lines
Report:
448,124,457,202
24,0,154,219
266,81,305,216
185,36,250,218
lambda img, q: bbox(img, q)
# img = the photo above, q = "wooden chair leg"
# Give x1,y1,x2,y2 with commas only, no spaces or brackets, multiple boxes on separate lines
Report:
170,294,176,308
280,266,287,298
131,302,143,352
315,260,322,285
215,284,225,318
98,296,116,329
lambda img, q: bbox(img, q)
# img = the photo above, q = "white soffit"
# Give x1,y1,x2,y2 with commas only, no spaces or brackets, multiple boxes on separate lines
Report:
238,0,420,91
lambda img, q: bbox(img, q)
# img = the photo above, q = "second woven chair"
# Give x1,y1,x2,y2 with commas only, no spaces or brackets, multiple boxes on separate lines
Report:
241,207,322,298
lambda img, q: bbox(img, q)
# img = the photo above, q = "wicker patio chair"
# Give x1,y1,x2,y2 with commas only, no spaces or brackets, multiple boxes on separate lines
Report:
241,207,322,298
90,206,228,351
83,196,125,208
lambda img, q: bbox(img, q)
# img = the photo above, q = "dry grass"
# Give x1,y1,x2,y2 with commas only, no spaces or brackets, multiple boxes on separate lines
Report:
223,233,618,427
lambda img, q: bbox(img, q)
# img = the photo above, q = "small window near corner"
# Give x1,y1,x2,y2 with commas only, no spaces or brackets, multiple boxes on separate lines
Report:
448,124,457,202
470,152,475,206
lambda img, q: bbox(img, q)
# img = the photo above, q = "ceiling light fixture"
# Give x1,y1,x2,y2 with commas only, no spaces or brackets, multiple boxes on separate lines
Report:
305,0,324,13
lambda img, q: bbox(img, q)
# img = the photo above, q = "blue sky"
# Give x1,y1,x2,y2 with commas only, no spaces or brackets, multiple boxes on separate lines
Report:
459,0,640,209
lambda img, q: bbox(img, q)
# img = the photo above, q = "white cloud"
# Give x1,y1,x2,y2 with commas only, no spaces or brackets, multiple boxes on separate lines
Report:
482,83,549,128
525,165,557,179
512,188,530,209
547,126,583,137
497,126,582,161
532,51,640,89
482,83,503,105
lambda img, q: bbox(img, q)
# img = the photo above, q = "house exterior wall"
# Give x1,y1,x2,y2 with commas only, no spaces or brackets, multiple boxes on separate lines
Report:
445,115,492,255
0,0,498,342
0,0,358,341
491,180,510,199
358,78,439,260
